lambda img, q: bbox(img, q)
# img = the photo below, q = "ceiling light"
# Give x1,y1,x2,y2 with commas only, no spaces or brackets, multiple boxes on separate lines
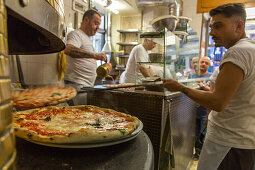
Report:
107,6,119,14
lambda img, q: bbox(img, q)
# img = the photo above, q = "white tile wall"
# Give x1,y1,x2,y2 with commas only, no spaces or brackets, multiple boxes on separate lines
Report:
63,0,75,29
183,0,202,37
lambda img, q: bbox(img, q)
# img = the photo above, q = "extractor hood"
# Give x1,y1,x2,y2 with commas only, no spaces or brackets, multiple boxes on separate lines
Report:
5,0,66,55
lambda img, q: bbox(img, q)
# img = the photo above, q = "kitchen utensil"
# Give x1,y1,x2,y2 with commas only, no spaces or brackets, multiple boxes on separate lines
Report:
151,15,177,32
96,63,113,78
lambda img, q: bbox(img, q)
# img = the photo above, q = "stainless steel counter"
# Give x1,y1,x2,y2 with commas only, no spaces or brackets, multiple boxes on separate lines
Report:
86,89,197,170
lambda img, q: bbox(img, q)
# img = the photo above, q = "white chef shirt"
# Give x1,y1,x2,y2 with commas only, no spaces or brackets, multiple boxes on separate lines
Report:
64,29,97,87
120,44,149,83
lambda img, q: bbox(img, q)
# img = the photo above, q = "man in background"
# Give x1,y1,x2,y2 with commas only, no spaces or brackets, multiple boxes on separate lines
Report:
119,38,156,83
64,9,107,91
191,56,199,75
189,56,212,160
163,3,255,169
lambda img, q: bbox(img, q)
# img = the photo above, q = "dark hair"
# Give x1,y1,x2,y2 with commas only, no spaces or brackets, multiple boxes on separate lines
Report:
209,3,246,23
82,9,101,21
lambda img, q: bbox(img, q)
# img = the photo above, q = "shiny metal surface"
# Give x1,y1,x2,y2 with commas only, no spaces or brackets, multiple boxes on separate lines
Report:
151,19,165,32
87,91,197,169
151,15,177,32
0,55,10,77
0,79,11,104
0,127,16,169
0,1,15,169
5,0,65,54
0,103,12,135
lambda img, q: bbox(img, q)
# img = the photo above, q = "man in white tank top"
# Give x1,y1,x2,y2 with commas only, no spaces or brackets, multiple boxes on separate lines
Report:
64,9,107,89
163,3,255,170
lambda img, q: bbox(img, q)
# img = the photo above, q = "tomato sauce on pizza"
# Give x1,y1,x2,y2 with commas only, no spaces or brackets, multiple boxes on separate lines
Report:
13,105,140,144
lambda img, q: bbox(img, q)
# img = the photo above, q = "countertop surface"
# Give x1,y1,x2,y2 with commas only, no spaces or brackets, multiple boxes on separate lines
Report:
15,131,154,170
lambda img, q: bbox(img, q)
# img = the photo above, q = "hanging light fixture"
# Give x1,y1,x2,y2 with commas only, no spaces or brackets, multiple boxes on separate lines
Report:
101,12,112,54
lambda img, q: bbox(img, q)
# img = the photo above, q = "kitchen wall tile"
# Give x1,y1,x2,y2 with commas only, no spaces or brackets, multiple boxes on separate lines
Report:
20,55,44,64
183,0,202,36
18,55,28,63
42,63,60,84
25,63,44,84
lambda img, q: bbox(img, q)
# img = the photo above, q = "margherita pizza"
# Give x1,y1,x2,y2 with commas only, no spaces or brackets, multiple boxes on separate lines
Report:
13,105,140,144
12,86,77,108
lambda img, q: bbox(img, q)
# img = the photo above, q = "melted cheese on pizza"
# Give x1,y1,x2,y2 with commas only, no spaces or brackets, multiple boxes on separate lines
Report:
19,108,132,136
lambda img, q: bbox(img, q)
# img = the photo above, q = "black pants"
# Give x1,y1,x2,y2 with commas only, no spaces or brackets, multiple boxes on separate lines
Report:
218,148,255,170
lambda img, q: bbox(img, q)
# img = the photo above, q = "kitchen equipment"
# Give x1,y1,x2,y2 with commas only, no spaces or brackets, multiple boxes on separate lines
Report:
0,0,65,169
81,78,163,92
96,62,113,78
173,31,188,43
0,127,16,170
0,1,14,169
178,16,192,25
173,31,188,39
149,53,163,62
151,15,177,32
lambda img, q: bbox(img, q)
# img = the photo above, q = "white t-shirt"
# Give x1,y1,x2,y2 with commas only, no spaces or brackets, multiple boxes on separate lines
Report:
120,44,149,83
64,29,97,87
207,38,255,149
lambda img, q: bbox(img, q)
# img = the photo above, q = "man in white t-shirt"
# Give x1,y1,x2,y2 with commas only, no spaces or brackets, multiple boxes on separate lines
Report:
64,9,107,90
163,3,255,170
119,38,156,83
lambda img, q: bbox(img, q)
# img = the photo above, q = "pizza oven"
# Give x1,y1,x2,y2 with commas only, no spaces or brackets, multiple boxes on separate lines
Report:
0,0,65,169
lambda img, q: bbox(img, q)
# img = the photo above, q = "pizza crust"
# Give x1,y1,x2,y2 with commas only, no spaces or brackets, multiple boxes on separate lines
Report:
13,105,140,144
12,86,77,108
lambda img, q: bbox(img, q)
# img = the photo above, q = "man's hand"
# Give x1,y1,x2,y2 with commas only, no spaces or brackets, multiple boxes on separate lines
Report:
198,81,203,88
94,53,107,62
163,79,185,92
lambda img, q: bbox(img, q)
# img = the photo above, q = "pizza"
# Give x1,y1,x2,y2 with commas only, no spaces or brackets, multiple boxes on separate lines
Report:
12,86,77,108
13,105,140,144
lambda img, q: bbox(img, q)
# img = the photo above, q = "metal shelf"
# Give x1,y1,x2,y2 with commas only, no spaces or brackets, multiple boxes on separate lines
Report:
117,29,140,33
117,42,139,46
115,67,126,71
140,32,164,38
116,54,129,58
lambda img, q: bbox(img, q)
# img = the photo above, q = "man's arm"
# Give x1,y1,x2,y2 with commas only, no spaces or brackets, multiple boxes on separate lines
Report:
139,64,151,77
163,62,244,112
64,44,107,62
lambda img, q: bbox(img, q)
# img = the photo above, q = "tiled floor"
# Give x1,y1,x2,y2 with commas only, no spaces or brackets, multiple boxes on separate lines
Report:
187,160,198,170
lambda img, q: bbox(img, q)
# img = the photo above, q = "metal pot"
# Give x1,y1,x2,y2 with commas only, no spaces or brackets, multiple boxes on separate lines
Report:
96,63,112,78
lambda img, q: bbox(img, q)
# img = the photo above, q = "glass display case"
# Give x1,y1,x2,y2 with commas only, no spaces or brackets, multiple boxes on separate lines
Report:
135,31,176,85
135,26,202,87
